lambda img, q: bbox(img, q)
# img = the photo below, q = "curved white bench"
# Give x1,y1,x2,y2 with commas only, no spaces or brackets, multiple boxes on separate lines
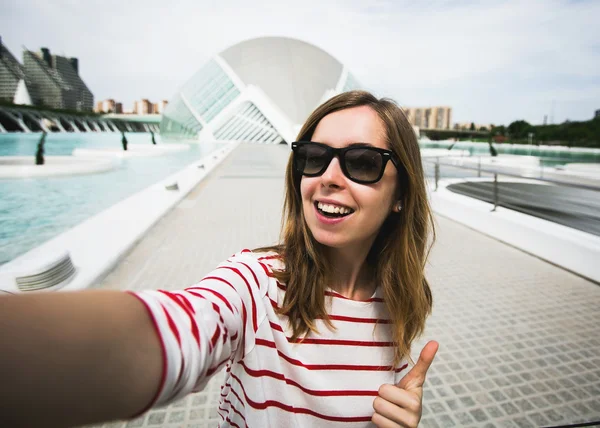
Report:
10,252,77,292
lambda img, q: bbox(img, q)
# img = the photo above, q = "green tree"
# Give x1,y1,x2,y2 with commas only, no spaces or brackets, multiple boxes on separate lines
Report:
469,122,476,130
491,125,506,135
507,120,533,139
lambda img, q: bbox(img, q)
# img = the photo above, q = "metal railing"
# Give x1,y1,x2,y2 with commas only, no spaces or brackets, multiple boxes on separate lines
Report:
424,156,600,212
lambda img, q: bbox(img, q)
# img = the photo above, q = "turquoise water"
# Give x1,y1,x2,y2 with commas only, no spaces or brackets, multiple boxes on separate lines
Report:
0,133,218,265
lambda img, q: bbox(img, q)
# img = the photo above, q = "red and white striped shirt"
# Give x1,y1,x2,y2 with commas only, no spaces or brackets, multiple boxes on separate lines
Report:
131,250,408,427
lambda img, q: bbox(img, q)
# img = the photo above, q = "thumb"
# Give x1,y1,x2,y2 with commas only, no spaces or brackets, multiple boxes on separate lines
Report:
397,340,439,390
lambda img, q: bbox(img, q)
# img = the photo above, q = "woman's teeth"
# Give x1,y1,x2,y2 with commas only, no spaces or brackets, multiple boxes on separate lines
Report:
317,202,353,216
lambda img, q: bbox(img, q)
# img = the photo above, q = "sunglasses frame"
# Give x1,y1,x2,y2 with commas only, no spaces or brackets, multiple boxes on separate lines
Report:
291,141,401,184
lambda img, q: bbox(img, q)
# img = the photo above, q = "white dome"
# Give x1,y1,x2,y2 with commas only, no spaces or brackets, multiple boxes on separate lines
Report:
220,37,343,124
160,36,361,143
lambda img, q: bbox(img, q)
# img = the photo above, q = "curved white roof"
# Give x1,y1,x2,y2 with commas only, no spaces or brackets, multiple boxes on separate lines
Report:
160,36,361,143
220,37,343,124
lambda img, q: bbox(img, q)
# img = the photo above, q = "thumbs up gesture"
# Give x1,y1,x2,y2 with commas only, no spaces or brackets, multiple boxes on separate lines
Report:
372,341,439,428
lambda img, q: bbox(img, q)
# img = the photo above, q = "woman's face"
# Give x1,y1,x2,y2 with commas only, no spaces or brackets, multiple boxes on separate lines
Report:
300,106,400,251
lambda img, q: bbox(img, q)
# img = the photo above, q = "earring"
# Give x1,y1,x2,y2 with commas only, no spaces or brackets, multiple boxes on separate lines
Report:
394,201,402,212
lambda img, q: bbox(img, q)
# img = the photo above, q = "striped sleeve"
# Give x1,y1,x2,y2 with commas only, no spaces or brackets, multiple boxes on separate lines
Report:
130,250,271,408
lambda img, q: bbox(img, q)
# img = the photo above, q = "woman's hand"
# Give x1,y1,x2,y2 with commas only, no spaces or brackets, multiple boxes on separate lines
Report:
372,341,439,428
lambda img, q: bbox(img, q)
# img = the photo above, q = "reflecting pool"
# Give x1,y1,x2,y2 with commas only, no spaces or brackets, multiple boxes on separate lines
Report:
0,133,219,265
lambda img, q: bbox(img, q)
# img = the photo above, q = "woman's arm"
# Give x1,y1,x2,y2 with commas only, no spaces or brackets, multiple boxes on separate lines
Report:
0,290,163,428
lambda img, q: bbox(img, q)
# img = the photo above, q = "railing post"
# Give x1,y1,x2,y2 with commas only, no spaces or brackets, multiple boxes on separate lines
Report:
478,156,481,178
435,158,440,191
492,173,498,212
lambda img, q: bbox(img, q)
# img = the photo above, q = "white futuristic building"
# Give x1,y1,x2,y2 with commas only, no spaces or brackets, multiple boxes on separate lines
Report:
160,37,362,143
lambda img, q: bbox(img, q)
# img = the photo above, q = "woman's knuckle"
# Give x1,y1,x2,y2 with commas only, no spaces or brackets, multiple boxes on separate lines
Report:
371,412,383,427
372,396,384,412
378,383,390,395
408,397,421,412
410,414,421,428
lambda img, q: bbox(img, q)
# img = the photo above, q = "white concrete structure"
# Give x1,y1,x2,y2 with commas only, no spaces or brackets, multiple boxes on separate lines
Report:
0,143,238,293
429,177,600,284
160,37,362,143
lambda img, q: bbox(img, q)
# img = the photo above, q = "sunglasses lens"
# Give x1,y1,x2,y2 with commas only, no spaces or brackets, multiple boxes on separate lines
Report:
295,144,330,175
345,148,383,182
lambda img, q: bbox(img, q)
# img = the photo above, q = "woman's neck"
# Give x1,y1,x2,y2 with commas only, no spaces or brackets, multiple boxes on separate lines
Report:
324,245,376,301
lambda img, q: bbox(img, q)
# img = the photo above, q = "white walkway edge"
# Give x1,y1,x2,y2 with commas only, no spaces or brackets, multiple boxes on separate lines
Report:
429,177,600,284
0,142,240,293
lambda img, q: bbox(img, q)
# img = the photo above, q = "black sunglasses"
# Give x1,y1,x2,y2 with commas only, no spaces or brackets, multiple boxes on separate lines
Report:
291,141,400,184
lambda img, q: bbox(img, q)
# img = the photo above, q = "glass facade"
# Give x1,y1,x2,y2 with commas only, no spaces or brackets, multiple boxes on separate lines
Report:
0,43,27,103
160,94,203,139
20,50,93,111
213,102,281,143
159,40,353,143
160,59,240,139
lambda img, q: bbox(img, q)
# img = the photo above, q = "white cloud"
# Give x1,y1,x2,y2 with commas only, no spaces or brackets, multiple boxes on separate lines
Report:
1,0,598,124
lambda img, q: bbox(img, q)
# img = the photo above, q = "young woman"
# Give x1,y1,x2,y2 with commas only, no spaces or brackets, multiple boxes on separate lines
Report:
0,91,438,428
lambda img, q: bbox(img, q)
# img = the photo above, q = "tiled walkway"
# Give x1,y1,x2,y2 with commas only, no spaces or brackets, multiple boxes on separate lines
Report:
92,143,600,428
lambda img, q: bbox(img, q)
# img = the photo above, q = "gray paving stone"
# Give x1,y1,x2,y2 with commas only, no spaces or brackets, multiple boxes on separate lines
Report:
125,418,145,428
557,390,576,401
544,408,565,422
501,402,519,415
518,385,535,396
512,416,535,428
503,387,521,399
485,405,504,418
459,396,476,408
147,411,166,425
470,408,489,422
429,401,447,414
531,381,549,393
450,384,467,395
168,410,186,423
423,389,436,400
490,390,508,402
474,392,493,406
436,414,457,428
445,398,461,411
420,418,441,428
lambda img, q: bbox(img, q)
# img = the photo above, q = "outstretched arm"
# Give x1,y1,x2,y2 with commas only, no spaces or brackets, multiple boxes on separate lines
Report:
0,290,163,428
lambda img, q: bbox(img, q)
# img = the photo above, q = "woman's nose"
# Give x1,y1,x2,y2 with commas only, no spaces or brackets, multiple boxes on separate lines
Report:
320,156,346,188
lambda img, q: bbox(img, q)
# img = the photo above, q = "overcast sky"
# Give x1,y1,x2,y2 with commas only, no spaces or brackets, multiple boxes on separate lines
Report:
2,0,599,125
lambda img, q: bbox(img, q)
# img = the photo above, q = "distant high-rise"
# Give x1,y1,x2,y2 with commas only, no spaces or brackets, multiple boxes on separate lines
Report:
595,109,599,119
22,46,93,111
404,106,452,130
95,99,124,114
153,100,168,114
133,99,154,115
95,99,116,113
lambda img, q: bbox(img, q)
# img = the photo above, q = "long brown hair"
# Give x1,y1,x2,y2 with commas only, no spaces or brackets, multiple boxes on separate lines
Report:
257,90,435,365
